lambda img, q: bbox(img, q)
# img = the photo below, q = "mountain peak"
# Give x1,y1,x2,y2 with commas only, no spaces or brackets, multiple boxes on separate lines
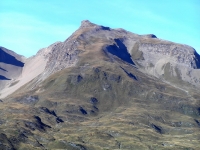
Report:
0,21,200,150
80,20,96,28
80,20,110,31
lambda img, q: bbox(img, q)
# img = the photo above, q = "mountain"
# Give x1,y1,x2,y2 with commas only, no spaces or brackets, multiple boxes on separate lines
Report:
0,20,200,150
0,46,25,90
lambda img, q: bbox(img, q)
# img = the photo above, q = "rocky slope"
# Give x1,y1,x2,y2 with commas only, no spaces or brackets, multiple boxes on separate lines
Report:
0,20,200,149
0,44,52,98
1,20,200,98
0,47,25,91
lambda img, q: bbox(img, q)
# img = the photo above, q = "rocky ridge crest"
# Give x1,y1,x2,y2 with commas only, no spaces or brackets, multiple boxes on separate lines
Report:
0,20,200,98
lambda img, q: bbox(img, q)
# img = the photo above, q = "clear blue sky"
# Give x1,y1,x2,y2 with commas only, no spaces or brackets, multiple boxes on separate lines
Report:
0,0,200,57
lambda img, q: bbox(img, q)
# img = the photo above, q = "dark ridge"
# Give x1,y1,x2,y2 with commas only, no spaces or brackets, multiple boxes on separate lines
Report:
25,116,51,132
194,50,200,69
37,140,45,148
93,106,99,111
24,121,37,131
105,39,135,65
194,119,200,127
56,117,64,123
0,48,24,67
17,133,28,143
198,107,200,115
149,34,157,38
40,107,57,117
9,137,19,146
151,124,163,134
100,26,110,31
90,97,98,104
143,34,157,38
70,75,83,84
0,67,7,72
93,67,100,73
120,67,137,80
151,34,157,38
34,116,51,128
90,110,95,114
0,133,16,150
0,75,11,80
79,107,87,115
77,75,83,83
18,128,33,137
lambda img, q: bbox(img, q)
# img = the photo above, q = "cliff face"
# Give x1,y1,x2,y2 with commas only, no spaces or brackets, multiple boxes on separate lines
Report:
128,38,200,88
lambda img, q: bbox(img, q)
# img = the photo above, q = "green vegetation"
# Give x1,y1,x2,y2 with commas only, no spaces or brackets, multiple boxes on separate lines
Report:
1,58,199,149
0,24,200,150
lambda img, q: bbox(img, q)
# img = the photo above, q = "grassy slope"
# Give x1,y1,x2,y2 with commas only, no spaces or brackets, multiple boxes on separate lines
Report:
1,32,200,150
2,61,199,149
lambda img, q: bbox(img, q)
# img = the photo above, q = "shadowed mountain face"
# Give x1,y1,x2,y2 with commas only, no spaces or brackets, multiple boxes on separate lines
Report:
0,47,25,91
105,39,135,65
0,67,7,72
194,51,200,69
0,75,10,80
0,47,24,67
0,20,200,149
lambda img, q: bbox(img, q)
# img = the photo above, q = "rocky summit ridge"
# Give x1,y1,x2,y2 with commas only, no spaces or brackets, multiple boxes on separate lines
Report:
1,20,200,98
0,20,200,150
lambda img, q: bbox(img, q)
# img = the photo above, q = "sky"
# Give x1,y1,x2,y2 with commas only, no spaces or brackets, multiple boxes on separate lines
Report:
0,0,200,57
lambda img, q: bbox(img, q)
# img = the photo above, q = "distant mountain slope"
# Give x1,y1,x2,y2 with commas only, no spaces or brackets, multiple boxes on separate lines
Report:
0,47,24,67
0,43,60,98
1,20,200,98
0,20,200,149
0,47,25,91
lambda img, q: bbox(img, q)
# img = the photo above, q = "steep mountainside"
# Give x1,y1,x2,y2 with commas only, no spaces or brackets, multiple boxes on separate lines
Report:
1,20,200,98
0,20,200,150
0,47,25,91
